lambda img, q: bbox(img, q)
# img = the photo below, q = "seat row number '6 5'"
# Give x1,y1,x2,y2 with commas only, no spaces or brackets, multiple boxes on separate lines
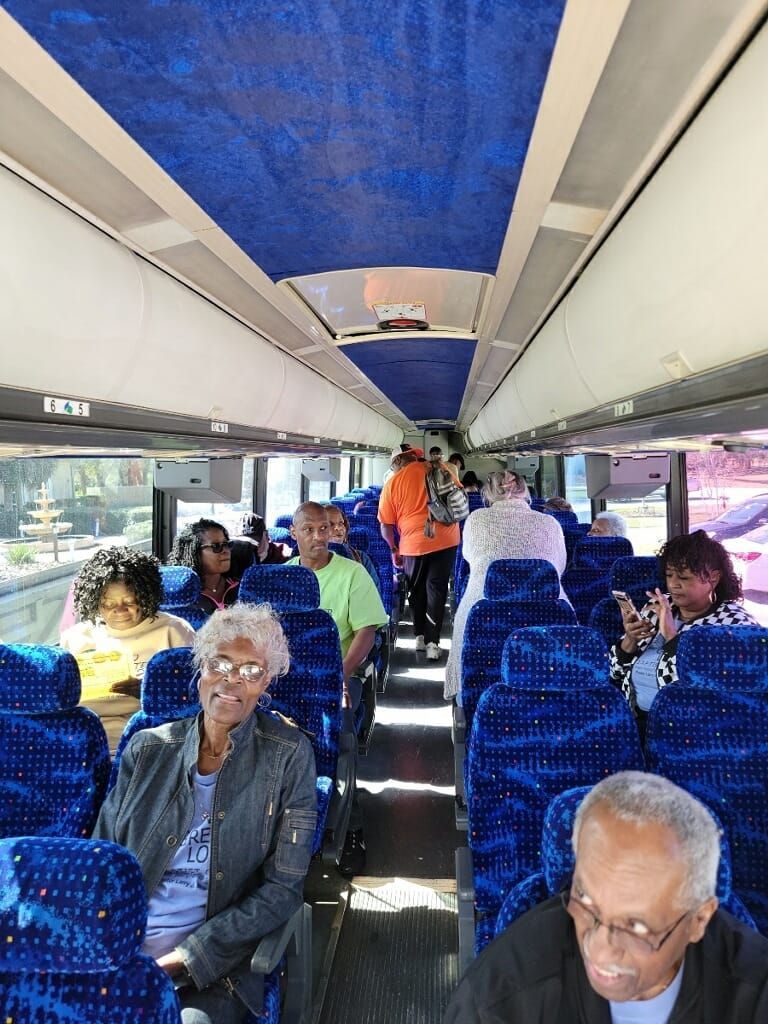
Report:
44,396,90,417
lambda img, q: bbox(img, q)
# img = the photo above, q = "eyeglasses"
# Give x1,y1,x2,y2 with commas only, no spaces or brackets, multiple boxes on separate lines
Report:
200,541,233,553
207,656,266,683
561,891,690,956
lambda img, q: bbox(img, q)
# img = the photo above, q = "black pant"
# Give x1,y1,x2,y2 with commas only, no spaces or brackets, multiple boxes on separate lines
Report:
402,546,457,644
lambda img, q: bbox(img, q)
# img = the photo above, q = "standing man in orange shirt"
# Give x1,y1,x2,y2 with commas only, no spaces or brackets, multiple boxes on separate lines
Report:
378,449,460,660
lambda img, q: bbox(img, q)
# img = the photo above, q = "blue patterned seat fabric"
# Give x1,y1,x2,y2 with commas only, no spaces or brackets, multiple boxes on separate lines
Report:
158,565,207,630
572,535,634,570
543,507,579,527
110,647,198,790
238,565,343,852
348,521,395,619
269,525,295,549
239,563,321,611
466,626,644,932
493,784,756,942
646,625,768,933
0,644,109,839
562,566,612,625
610,555,662,594
467,493,485,514
483,559,560,602
0,835,179,1022
588,598,626,649
347,525,370,551
460,599,577,738
453,549,470,608
273,514,295,530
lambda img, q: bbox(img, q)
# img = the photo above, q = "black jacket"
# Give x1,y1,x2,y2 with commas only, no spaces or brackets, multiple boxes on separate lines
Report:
444,897,768,1023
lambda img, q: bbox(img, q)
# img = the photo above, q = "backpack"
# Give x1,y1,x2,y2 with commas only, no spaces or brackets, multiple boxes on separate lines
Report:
424,461,469,535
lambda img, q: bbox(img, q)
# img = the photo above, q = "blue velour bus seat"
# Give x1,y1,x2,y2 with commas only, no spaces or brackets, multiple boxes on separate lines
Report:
158,564,207,629
611,555,662,593
239,565,351,864
646,625,768,934
562,566,612,625
457,626,643,970
0,835,180,1023
0,644,109,839
483,558,560,602
572,535,634,570
273,514,295,530
493,785,757,941
110,647,198,789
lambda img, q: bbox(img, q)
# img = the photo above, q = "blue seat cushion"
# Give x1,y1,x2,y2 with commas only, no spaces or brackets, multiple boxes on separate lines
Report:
0,644,80,712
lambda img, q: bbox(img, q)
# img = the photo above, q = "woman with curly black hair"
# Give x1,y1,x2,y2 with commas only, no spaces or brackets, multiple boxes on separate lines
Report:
610,530,758,734
61,546,194,750
168,518,240,615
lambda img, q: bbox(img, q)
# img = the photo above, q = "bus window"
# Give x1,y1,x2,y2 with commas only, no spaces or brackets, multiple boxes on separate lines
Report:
564,455,591,523
264,458,303,526
308,479,331,502
176,458,255,537
605,485,668,557
337,457,351,494
0,457,153,645
538,456,560,501
687,451,768,625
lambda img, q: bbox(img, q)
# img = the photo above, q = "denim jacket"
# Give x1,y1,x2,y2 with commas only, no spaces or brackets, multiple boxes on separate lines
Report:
93,710,316,1012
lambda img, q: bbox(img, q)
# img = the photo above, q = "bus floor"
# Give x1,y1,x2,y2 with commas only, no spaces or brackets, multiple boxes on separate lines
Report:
306,618,460,1023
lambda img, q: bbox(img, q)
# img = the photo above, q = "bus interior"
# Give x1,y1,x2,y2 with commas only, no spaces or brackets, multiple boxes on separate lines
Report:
1,1,768,1021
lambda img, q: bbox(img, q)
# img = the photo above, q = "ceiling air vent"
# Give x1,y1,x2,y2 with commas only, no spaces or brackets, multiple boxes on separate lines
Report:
373,302,429,331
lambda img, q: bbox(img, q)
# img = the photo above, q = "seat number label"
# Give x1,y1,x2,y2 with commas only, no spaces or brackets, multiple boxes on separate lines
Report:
43,396,90,417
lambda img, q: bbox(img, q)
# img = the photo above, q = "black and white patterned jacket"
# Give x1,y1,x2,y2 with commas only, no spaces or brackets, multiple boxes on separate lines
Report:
609,598,757,711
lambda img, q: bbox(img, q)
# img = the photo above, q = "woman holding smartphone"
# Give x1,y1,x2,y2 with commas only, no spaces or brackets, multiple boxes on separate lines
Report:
609,530,757,734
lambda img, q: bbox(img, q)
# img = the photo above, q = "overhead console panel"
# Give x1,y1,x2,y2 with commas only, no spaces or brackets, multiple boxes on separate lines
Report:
468,20,768,451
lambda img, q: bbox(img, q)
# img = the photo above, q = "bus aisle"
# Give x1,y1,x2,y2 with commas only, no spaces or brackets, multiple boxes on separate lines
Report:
314,616,459,1023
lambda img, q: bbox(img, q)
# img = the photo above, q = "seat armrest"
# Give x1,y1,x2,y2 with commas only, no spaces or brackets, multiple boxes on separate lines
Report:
322,728,356,864
250,903,305,974
456,845,476,978
452,703,466,745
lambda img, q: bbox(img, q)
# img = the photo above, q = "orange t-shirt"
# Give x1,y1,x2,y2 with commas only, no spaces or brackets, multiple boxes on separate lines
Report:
378,461,461,556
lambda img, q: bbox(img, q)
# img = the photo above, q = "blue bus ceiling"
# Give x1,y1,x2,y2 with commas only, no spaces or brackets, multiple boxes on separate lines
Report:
341,339,477,422
5,0,565,280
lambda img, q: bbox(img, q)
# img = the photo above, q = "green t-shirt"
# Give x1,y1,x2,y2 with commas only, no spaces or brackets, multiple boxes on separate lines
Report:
287,552,388,657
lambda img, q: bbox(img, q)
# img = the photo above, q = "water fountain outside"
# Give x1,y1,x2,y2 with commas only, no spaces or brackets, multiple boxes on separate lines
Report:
19,483,73,562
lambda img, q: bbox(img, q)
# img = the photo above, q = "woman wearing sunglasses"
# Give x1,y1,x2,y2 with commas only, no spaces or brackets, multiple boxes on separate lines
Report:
94,603,316,1023
169,518,240,616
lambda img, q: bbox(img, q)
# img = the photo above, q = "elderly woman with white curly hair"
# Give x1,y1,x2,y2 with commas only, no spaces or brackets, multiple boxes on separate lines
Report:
445,470,567,700
94,603,317,1024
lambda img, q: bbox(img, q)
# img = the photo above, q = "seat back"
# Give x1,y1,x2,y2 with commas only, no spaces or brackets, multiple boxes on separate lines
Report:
610,556,661,593
494,784,756,938
347,526,370,552
239,563,321,610
467,627,643,915
646,625,768,932
110,648,198,788
483,558,560,602
543,506,578,527
573,535,634,570
158,565,207,629
273,513,295,530
562,566,612,625
460,600,578,736
0,835,179,1022
0,644,109,838
347,520,395,617
467,493,485,514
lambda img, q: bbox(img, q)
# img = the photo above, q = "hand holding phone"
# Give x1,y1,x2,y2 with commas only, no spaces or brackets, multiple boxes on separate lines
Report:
612,590,638,620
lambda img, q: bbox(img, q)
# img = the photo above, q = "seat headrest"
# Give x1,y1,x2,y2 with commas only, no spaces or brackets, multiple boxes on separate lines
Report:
0,836,146,972
484,559,560,602
543,507,578,525
501,626,609,690
675,625,768,691
611,556,660,592
158,564,201,606
328,542,352,559
142,647,198,716
541,786,590,893
347,527,370,552
0,644,80,712
239,564,320,611
573,536,634,569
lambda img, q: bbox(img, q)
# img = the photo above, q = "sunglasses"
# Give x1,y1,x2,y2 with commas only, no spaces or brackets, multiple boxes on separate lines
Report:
200,541,233,553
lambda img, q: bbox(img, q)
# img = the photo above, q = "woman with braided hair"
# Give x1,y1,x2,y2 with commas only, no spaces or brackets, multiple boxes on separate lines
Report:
61,546,194,750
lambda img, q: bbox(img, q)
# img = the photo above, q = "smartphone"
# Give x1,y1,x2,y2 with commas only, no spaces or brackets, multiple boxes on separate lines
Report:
612,590,638,619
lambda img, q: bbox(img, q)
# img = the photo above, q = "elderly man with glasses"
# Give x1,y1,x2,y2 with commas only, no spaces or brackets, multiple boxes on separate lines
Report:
445,772,768,1023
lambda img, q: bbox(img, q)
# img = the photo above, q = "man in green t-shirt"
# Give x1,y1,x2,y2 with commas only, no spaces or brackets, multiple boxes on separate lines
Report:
289,501,387,876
